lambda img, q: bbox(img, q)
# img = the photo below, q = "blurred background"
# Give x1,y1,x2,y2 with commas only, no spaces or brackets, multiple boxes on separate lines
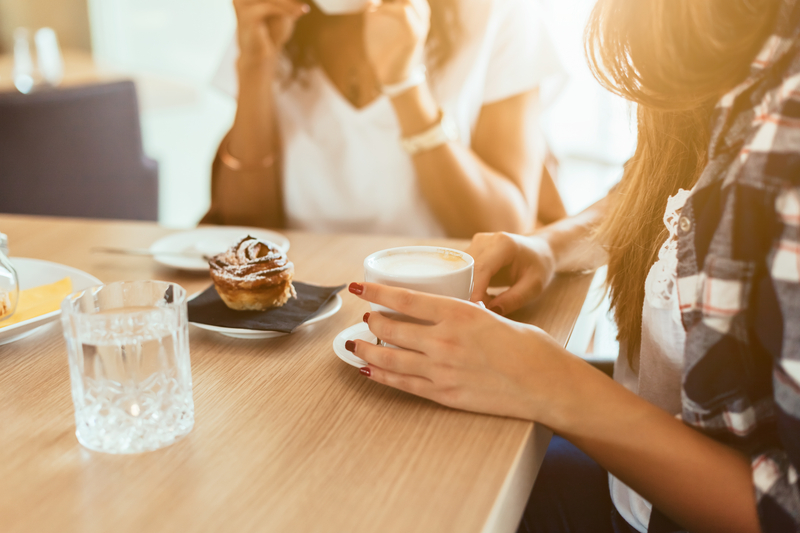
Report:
0,0,634,226
0,0,630,355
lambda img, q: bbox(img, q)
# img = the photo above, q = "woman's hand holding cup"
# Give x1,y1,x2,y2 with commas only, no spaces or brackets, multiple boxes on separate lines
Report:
364,0,431,86
346,281,572,423
233,0,309,70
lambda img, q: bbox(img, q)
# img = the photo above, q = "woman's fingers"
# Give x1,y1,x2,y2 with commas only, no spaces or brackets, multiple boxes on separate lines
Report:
485,272,544,315
351,339,433,379
470,257,504,303
265,0,308,11
362,364,436,399
368,2,409,20
237,4,299,26
235,0,308,19
350,282,450,323
405,0,431,20
365,311,430,352
267,14,298,46
368,0,427,30
467,233,516,303
237,0,306,9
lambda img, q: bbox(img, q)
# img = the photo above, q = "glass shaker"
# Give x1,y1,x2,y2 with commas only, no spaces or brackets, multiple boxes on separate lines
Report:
0,233,19,321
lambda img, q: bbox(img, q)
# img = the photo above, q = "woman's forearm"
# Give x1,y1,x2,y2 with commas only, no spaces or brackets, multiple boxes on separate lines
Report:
228,60,279,161
208,61,283,228
389,84,539,238
535,195,611,273
540,355,761,533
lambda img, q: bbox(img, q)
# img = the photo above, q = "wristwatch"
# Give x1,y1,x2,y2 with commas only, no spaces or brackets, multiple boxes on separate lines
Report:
400,111,459,155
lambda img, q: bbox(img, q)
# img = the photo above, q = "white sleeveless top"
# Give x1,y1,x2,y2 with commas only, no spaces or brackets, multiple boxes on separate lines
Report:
610,189,692,532
212,0,561,236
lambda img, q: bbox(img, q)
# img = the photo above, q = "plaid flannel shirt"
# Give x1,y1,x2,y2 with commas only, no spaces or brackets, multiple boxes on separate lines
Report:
669,1,800,531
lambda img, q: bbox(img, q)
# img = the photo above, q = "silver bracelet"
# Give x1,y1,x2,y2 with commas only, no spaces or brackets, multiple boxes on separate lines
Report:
400,111,459,155
381,65,427,98
219,136,275,172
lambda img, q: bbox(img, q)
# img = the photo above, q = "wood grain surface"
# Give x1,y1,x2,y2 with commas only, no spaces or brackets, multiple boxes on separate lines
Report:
0,215,593,533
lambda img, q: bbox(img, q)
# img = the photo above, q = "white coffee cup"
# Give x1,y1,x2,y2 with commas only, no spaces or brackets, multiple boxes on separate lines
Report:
364,246,474,341
314,0,371,15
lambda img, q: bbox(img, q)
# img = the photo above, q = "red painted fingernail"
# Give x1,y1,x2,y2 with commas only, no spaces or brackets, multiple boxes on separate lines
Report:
362,312,370,323
490,305,504,315
359,367,371,377
349,282,364,295
345,340,356,352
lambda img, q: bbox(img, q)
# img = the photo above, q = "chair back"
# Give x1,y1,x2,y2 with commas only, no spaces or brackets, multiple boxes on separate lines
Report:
0,81,158,221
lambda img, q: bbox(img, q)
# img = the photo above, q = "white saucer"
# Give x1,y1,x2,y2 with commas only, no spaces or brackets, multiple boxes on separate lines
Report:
190,294,342,339
0,258,102,346
150,227,290,272
332,322,374,368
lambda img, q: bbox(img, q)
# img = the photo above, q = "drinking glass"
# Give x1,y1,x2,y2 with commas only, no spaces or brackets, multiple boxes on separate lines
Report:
0,233,18,321
61,280,194,454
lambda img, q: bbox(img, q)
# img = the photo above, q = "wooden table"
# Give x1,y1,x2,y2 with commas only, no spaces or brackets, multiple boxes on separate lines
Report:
0,215,593,533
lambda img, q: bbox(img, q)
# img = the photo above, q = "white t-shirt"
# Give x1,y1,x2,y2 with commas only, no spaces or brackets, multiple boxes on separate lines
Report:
610,189,692,533
213,0,561,236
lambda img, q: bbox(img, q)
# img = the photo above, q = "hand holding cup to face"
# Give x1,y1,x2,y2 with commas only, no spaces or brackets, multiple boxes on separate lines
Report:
466,232,557,316
233,0,310,69
364,0,431,86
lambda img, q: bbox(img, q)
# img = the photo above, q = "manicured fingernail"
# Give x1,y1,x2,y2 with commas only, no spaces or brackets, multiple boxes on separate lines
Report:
490,305,503,315
345,340,356,352
349,282,364,295
362,312,370,323
359,367,372,377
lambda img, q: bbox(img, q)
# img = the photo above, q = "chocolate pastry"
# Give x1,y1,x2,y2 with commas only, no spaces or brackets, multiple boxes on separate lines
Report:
209,236,296,311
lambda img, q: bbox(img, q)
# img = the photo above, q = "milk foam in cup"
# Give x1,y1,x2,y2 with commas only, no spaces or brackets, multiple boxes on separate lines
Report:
370,251,469,277
364,246,474,346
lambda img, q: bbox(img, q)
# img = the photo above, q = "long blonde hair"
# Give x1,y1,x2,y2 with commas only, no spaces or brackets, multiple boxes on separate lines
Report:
585,0,778,359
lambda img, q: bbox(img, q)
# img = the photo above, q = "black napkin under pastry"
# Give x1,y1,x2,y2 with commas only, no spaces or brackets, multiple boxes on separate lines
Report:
188,282,346,334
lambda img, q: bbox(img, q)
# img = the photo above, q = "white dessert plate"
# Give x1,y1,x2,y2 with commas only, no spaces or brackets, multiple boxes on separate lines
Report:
150,227,290,272
190,293,343,339
0,258,102,346
332,322,373,368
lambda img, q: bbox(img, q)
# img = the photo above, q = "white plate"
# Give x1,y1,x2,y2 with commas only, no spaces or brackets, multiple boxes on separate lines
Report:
0,258,102,346
332,322,374,368
150,227,290,272
190,293,343,339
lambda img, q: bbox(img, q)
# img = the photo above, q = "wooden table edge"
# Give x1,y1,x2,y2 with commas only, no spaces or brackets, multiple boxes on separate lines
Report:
481,423,554,533
481,274,591,533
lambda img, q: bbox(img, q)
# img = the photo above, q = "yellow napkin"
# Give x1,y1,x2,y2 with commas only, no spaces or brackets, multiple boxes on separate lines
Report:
0,277,73,328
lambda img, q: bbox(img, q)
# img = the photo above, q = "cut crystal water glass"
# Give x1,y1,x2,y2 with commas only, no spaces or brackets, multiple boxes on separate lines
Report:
61,280,194,454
